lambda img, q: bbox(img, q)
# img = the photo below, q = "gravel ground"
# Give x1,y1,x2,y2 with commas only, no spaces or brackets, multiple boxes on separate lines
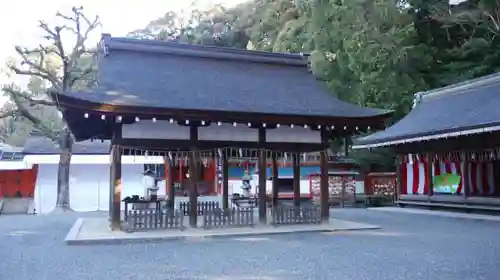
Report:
1,208,499,280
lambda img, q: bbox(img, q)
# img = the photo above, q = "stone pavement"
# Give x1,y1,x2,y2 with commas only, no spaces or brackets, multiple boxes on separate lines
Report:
65,217,380,245
3,209,500,280
368,206,500,221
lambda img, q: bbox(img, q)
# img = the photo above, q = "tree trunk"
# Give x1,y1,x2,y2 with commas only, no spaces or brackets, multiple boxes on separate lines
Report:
55,129,73,211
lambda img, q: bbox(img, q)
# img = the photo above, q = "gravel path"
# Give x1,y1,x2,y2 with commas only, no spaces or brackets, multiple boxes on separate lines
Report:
1,209,499,280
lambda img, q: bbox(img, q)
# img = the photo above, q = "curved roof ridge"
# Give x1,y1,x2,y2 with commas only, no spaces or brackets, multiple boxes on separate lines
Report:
101,34,309,66
414,72,500,105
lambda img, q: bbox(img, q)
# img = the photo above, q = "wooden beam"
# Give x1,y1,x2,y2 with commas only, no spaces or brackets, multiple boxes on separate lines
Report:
115,138,328,152
293,153,301,207
271,153,279,209
258,127,267,224
222,150,229,209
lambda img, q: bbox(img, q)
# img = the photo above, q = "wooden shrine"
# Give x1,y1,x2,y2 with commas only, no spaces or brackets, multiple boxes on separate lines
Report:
52,35,392,230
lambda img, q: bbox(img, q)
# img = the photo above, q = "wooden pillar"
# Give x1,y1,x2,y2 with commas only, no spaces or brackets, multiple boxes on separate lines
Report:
110,145,122,230
108,153,114,223
271,153,279,209
222,150,229,209
258,127,267,224
166,155,175,211
344,136,349,156
110,123,122,231
292,153,301,207
492,160,500,196
395,155,402,202
426,155,433,199
320,149,330,222
188,126,199,228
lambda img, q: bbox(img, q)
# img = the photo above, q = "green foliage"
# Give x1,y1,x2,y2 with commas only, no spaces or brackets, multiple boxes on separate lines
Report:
131,0,500,171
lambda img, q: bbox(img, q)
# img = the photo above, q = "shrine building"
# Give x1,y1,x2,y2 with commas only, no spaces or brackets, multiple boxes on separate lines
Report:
354,73,500,211
51,35,392,230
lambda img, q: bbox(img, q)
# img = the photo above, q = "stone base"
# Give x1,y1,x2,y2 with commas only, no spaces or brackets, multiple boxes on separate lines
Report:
65,217,380,245
0,198,33,215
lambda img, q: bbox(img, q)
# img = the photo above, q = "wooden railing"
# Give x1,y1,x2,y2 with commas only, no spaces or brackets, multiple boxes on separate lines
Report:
202,207,255,229
179,201,220,216
124,209,184,232
271,205,321,225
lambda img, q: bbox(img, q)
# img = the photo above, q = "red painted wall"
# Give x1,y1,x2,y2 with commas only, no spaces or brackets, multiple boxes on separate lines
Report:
0,165,38,198
164,159,216,195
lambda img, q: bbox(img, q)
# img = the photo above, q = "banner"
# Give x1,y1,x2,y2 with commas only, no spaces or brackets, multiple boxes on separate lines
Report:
433,173,461,194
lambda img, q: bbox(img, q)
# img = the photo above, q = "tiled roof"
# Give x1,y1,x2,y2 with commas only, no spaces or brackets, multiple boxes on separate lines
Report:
61,35,389,118
22,135,110,154
354,72,500,148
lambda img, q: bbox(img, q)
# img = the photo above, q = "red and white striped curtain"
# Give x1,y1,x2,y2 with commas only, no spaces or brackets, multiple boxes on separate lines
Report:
400,154,498,196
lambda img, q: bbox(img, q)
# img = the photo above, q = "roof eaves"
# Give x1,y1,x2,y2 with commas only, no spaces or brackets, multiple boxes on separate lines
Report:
352,123,500,149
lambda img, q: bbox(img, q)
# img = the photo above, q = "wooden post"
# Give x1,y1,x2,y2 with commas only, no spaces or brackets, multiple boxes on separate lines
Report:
258,128,267,224
188,126,199,228
108,152,114,223
222,150,229,209
166,155,175,212
395,155,402,203
320,149,330,222
344,136,349,156
426,155,433,200
271,153,279,209
492,160,500,196
110,145,122,230
110,123,122,231
293,153,301,207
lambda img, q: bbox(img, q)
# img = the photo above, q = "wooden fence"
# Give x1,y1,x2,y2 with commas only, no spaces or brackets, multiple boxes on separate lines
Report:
271,205,321,225
202,207,255,229
124,209,184,232
179,201,220,216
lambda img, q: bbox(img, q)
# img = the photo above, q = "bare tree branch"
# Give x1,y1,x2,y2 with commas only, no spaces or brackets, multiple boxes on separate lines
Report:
3,6,100,143
3,87,59,141
9,46,62,90
9,6,100,95
55,7,100,89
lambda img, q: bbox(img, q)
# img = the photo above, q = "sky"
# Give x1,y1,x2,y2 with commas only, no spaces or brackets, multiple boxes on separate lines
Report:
0,0,247,87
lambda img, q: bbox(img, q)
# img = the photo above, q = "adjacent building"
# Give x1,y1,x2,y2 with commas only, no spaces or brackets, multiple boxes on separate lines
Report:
354,73,500,210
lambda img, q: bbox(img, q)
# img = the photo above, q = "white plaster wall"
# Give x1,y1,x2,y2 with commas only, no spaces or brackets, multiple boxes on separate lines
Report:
122,121,190,139
266,126,321,143
33,163,166,214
